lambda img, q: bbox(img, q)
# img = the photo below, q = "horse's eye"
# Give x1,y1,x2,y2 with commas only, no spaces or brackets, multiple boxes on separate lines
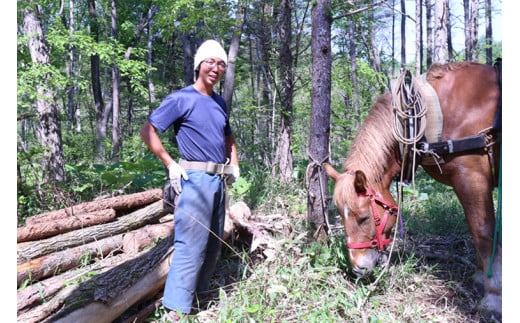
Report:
357,212,370,225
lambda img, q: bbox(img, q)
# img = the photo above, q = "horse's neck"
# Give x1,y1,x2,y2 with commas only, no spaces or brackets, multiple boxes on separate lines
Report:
346,144,401,189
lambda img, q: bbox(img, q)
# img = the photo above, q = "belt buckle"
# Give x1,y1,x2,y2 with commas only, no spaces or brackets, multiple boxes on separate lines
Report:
205,161,217,173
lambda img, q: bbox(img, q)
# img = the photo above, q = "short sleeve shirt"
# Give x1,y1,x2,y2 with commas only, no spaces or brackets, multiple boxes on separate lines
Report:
147,85,232,163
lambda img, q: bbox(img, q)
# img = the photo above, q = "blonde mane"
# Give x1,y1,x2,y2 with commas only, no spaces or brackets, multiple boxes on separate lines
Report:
342,92,397,184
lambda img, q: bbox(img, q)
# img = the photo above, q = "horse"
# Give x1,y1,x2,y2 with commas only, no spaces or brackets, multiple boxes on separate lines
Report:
323,61,502,315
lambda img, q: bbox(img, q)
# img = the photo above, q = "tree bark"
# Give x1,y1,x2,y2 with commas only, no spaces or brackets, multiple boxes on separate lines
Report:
18,200,165,263
18,236,173,323
308,0,332,242
223,0,245,114
25,189,162,225
273,0,294,183
18,208,117,242
23,1,66,184
18,234,125,287
88,0,109,162
434,0,447,63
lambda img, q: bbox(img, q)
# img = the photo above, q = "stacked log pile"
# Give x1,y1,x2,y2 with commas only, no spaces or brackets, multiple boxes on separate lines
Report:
17,189,284,323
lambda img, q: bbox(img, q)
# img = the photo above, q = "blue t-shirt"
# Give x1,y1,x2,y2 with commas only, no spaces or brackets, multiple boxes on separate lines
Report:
148,85,232,163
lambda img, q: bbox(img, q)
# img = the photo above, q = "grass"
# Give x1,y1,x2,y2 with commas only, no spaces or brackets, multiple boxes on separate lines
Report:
141,170,499,322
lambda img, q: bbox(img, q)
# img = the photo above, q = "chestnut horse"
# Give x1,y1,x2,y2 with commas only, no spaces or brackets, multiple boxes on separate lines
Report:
324,61,501,314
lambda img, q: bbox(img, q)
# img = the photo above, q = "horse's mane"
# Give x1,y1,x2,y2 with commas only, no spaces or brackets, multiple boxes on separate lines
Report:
343,92,396,184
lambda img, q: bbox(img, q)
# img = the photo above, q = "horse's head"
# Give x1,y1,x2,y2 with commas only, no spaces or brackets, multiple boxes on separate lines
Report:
324,163,399,277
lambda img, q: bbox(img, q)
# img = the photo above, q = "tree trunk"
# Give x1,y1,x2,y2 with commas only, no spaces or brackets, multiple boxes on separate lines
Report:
23,1,66,184
400,0,406,69
485,0,493,64
308,0,332,242
425,0,433,67
88,0,108,162
18,200,165,263
446,1,454,61
111,0,122,161
18,208,117,242
223,1,245,114
18,222,174,287
415,0,422,75
18,234,125,287
25,188,162,225
273,0,294,183
18,236,173,323
434,0,447,63
18,251,132,315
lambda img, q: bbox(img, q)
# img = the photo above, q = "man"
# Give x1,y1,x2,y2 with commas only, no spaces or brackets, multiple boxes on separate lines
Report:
140,39,239,321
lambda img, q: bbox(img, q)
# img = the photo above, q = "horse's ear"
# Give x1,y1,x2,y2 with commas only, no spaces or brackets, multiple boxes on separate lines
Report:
353,170,368,194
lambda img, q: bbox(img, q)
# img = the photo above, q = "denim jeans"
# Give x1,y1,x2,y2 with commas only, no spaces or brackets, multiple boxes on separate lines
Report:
162,170,226,313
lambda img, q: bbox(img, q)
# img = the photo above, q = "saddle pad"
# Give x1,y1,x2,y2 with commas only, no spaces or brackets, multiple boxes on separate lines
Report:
413,74,443,143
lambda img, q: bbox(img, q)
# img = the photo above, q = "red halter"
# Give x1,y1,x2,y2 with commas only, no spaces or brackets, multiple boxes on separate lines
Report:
346,187,399,251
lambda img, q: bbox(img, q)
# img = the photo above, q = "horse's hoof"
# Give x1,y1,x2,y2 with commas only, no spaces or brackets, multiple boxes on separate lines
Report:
478,293,501,317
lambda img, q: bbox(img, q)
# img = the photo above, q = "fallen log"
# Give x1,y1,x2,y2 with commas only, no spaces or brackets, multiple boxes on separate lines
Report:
17,208,117,243
18,200,165,263
22,236,174,323
17,249,134,315
17,235,124,287
122,222,173,254
24,189,162,225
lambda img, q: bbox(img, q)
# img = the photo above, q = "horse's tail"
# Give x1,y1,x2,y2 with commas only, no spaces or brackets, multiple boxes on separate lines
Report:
323,162,340,182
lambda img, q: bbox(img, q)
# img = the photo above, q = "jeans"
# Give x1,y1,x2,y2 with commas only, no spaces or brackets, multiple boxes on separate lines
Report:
162,170,226,313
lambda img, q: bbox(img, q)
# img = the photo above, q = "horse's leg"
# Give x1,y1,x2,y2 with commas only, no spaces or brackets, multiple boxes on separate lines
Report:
448,160,502,315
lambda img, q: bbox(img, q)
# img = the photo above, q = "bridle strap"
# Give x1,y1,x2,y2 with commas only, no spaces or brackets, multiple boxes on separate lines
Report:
346,187,399,251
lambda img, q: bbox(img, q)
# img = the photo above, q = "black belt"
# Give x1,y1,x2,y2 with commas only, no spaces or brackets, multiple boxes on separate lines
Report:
179,160,233,175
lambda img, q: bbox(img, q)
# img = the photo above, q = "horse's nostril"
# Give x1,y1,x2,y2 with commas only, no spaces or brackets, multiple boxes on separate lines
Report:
352,266,370,277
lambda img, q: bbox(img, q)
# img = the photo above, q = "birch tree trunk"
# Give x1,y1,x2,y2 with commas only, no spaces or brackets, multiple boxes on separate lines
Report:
111,0,122,161
88,0,109,163
415,0,423,75
425,0,433,67
23,1,66,184
434,0,447,63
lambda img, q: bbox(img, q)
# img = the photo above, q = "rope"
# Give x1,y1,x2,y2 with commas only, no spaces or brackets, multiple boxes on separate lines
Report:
487,143,502,278
391,71,427,146
306,150,331,236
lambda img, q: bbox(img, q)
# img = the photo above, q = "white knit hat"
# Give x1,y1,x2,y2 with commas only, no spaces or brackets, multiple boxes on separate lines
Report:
193,40,228,71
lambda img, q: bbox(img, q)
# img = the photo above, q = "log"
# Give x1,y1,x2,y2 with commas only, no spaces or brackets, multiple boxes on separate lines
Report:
18,200,165,264
24,189,162,225
22,236,174,323
17,208,117,243
122,222,173,254
17,250,134,315
17,221,175,314
17,235,124,287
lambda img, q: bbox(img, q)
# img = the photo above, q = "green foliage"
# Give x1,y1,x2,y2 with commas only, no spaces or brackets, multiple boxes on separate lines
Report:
396,169,469,236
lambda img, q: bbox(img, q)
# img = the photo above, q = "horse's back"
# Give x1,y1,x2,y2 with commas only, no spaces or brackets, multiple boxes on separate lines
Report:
426,62,500,140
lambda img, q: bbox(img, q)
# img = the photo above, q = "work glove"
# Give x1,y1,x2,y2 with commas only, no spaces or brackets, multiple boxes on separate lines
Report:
227,165,240,184
168,161,189,194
